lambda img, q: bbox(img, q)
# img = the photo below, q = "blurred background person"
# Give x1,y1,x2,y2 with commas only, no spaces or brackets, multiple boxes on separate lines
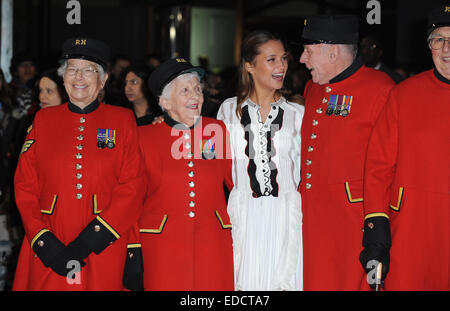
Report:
360,35,405,84
37,68,68,109
105,54,131,107
123,63,162,126
145,53,162,71
0,69,14,290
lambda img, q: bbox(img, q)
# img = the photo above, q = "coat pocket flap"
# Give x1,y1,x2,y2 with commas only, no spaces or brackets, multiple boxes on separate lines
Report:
344,181,363,203
39,194,58,215
389,186,404,212
215,210,232,229
139,214,168,234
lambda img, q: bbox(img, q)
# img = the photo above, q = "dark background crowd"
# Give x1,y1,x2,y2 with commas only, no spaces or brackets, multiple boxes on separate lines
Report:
0,0,444,291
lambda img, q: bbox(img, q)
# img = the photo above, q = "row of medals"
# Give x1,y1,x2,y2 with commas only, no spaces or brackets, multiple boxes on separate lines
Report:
326,102,350,117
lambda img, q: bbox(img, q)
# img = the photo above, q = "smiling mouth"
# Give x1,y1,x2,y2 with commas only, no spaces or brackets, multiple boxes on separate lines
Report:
74,85,87,89
272,73,285,80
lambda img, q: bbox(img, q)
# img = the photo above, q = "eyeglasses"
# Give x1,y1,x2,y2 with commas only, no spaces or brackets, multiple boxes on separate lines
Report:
65,66,99,77
428,37,450,50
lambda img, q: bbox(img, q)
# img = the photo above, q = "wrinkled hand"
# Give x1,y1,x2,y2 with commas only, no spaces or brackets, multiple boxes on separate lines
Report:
152,115,164,125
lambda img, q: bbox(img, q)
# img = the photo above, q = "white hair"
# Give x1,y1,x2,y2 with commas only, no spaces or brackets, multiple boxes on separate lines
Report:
158,72,201,111
57,59,106,81
319,43,357,61
340,44,358,60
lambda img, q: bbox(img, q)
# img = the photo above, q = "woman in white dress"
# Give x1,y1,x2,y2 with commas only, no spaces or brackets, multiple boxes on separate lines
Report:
217,30,304,291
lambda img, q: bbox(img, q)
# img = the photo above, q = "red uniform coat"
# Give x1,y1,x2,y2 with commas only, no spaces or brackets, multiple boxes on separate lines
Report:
300,59,395,290
364,69,450,290
138,115,234,290
13,101,145,290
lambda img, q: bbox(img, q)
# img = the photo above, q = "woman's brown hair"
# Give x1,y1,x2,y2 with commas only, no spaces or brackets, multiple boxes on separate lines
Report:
236,30,294,118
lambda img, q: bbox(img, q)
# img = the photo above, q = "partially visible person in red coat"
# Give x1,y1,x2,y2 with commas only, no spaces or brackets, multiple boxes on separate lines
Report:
360,4,450,290
12,37,146,290
298,15,395,290
136,58,234,291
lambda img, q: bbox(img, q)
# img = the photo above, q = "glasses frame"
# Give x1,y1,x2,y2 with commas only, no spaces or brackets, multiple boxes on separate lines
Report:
65,66,99,78
428,36,450,50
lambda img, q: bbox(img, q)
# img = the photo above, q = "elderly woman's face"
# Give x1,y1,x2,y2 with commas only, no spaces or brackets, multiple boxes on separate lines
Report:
161,75,203,126
63,59,107,107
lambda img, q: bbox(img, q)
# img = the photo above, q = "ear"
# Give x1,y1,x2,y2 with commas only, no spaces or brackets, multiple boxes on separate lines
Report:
159,97,171,111
328,45,338,64
101,73,109,88
244,61,255,75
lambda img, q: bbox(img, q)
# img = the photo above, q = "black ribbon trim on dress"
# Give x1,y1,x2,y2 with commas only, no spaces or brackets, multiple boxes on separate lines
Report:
265,107,284,197
241,105,262,198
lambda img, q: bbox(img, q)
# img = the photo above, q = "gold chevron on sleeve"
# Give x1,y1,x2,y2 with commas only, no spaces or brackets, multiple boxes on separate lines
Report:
20,139,35,155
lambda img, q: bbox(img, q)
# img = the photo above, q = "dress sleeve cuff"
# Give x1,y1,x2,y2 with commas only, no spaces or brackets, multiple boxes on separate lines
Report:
31,230,66,267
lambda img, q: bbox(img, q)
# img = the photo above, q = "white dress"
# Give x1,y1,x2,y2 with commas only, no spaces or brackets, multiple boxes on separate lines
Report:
217,96,304,291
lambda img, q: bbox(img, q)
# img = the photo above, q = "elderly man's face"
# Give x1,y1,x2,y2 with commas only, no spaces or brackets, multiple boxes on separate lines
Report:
430,26,450,80
63,59,108,108
300,44,335,85
161,75,203,126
